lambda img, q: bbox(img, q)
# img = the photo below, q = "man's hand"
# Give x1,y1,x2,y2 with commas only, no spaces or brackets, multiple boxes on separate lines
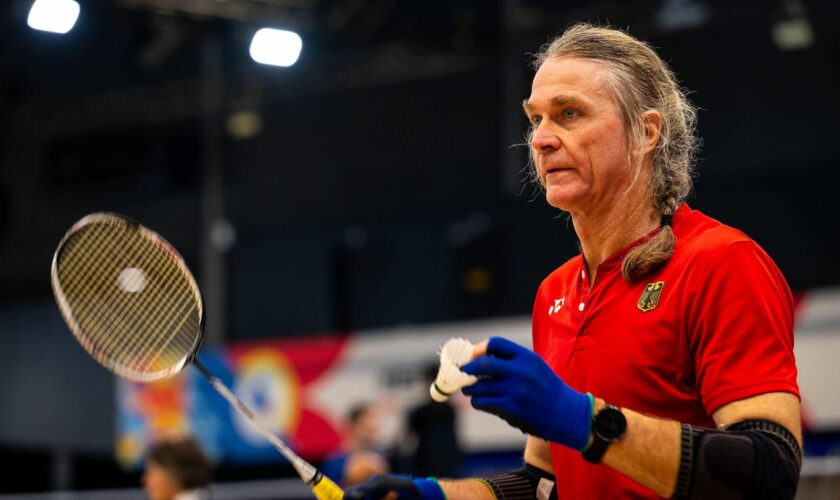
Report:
343,474,443,500
461,337,593,451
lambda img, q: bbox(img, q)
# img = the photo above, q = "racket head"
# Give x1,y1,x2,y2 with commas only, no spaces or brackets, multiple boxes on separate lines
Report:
51,212,204,382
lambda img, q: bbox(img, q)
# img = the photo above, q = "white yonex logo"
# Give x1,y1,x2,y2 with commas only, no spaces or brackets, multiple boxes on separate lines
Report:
548,297,565,315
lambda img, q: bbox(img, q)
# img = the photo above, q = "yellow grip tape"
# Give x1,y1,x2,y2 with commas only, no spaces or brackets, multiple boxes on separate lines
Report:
311,473,344,500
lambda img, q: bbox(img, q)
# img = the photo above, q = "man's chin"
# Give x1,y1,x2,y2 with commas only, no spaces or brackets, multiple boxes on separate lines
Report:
544,189,582,212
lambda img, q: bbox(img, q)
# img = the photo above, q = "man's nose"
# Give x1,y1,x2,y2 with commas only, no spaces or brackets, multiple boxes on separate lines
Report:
531,127,561,151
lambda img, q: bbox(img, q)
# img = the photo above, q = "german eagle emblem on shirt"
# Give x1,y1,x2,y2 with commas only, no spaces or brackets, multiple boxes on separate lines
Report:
637,281,665,312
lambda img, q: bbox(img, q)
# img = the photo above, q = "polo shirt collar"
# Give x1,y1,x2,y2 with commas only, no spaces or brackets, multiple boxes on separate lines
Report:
581,203,690,277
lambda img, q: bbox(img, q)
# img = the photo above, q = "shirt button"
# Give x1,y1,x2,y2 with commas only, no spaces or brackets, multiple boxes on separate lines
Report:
581,270,585,280
578,302,585,311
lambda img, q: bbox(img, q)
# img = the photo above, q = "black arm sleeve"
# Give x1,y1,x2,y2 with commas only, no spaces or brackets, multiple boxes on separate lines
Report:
673,419,801,500
481,463,557,500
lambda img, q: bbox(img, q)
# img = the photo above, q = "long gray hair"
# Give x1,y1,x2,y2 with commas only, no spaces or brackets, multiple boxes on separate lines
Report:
531,23,699,281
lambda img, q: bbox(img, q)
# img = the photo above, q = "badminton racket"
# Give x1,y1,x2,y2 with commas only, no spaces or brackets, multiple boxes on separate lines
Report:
50,212,343,500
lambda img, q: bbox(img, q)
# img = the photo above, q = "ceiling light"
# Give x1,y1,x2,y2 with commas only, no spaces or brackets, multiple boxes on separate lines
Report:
27,0,80,34
249,28,302,67
772,18,815,51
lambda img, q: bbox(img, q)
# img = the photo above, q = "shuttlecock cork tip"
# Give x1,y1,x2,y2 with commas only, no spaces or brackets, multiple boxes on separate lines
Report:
430,382,452,402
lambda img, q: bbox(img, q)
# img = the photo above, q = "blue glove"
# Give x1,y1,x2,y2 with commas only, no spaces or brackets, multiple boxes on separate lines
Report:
461,336,594,451
342,474,444,500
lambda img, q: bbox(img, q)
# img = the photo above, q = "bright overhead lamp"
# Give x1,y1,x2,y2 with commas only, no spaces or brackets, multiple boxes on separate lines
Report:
772,18,815,51
27,0,80,34
249,28,302,67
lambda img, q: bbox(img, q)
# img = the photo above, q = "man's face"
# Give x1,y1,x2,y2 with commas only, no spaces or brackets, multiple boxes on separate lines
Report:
524,57,635,214
142,460,183,500
352,409,379,448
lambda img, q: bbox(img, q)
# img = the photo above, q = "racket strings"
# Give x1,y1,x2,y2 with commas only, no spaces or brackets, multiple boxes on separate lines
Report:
127,252,200,370
56,220,201,377
60,222,143,354
58,222,122,306
70,226,159,359
80,225,198,372
59,222,167,369
104,229,199,370
62,223,174,365
113,238,192,364
136,278,199,369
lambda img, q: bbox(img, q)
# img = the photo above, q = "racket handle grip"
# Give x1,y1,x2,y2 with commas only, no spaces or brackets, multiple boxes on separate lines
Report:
310,471,344,500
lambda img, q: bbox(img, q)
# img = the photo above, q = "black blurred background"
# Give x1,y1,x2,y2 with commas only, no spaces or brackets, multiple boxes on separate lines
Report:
0,0,838,493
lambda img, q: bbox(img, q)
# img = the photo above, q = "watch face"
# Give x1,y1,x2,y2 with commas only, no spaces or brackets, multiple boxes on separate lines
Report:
595,407,627,441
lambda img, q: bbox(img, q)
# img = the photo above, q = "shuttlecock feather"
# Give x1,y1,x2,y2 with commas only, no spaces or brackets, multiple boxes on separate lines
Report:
430,338,478,402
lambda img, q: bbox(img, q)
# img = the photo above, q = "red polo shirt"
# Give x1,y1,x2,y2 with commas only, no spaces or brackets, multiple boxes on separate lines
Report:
532,204,799,498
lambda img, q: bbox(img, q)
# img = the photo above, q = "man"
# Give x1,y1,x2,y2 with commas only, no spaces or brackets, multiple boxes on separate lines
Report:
142,437,212,500
322,402,391,487
345,23,800,499
403,363,464,478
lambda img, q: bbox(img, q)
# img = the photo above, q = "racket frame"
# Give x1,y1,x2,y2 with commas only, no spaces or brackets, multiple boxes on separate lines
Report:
51,212,206,382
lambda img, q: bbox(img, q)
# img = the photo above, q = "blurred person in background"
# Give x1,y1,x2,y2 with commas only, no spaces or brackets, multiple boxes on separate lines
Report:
346,22,801,499
402,363,464,478
321,402,390,487
142,437,212,500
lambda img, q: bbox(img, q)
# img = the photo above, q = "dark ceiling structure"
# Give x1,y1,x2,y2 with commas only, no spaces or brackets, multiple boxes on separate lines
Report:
0,0,838,339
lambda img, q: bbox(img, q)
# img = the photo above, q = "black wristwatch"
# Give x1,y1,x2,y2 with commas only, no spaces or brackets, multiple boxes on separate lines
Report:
582,404,627,464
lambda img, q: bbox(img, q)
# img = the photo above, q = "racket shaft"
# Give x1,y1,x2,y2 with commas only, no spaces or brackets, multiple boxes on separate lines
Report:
192,362,343,499
206,375,311,473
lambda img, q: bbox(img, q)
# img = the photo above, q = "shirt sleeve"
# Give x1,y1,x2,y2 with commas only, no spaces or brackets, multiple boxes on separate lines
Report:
688,240,799,415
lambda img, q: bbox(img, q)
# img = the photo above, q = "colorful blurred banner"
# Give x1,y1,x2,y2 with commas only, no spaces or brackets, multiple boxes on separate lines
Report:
116,335,349,467
115,317,532,467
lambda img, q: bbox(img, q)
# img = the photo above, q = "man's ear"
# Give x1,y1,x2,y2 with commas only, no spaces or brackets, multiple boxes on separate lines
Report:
641,109,663,155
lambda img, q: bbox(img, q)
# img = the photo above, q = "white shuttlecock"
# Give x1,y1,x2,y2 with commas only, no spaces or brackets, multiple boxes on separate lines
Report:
430,338,478,402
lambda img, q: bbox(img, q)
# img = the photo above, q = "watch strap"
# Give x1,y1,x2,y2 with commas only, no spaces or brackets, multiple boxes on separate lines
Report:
581,404,623,464
581,434,610,463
